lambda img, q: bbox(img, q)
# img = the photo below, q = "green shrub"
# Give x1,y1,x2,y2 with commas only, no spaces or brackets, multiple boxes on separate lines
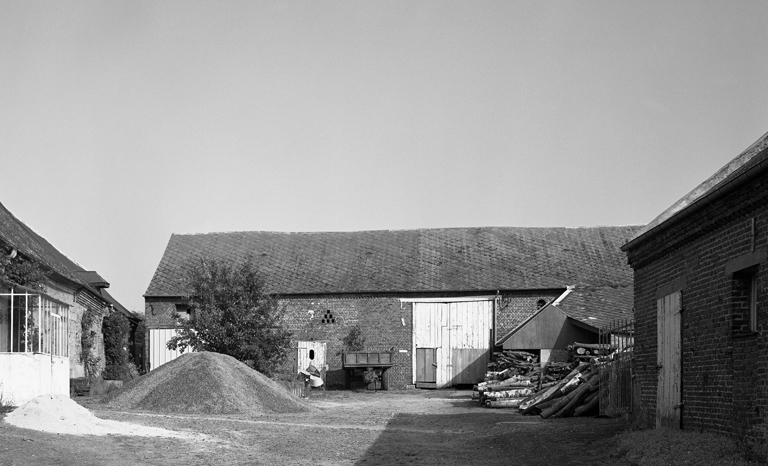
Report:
102,311,136,381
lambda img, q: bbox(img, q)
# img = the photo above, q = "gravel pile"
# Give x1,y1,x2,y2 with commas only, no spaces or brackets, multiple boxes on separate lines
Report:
102,351,316,415
6,394,196,438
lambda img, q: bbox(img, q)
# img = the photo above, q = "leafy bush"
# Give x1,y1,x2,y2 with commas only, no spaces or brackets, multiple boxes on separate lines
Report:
617,428,764,466
167,256,292,378
342,325,365,352
102,311,136,381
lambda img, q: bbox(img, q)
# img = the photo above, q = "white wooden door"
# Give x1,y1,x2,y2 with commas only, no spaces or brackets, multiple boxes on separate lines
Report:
297,341,326,373
413,300,493,387
657,291,682,428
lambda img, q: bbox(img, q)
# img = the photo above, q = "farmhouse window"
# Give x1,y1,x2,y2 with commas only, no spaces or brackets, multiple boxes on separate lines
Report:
731,268,758,334
0,285,70,357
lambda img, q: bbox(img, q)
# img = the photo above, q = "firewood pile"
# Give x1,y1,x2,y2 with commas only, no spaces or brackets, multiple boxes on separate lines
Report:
517,362,600,418
567,342,615,362
472,349,603,418
472,350,576,407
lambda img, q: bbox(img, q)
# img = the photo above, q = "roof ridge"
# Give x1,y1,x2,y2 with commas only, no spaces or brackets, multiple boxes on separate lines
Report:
171,225,644,237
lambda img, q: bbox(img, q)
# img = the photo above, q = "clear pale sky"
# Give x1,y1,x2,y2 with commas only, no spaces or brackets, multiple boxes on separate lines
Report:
1,1,767,314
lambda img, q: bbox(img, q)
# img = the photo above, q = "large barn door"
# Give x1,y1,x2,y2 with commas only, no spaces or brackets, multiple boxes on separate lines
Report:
412,299,493,388
449,300,493,385
657,291,682,428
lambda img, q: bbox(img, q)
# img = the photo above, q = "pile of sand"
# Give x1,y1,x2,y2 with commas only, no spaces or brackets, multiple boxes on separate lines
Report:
102,351,316,415
5,394,196,438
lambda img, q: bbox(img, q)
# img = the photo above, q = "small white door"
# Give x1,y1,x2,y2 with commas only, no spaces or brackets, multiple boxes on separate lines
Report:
297,341,326,374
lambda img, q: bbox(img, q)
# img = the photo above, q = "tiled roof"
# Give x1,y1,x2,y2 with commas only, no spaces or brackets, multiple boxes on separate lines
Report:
627,130,768,248
145,226,641,325
0,201,80,282
556,284,634,329
0,201,136,319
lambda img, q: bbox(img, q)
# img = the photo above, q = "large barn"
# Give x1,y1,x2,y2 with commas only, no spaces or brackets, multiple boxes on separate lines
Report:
144,226,640,389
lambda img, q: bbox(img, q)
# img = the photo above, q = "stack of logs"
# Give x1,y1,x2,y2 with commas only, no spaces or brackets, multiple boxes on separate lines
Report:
473,350,576,408
568,342,614,362
473,350,601,417
518,362,600,418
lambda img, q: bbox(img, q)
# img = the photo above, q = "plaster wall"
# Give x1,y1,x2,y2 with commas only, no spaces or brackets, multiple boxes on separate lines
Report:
0,352,69,405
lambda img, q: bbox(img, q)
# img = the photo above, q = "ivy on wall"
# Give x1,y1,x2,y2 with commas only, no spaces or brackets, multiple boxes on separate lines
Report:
0,250,46,290
80,306,101,380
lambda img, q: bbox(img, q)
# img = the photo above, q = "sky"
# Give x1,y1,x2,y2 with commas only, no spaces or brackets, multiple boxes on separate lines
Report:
1,1,767,314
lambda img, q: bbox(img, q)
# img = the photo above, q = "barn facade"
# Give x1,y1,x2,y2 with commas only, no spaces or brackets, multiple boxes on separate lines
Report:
145,226,639,389
622,130,768,439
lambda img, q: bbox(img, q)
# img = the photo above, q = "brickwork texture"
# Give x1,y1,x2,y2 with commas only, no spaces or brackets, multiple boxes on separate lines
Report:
626,170,768,440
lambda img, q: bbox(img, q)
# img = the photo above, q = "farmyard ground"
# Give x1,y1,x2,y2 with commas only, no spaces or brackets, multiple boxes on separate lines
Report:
1,389,629,466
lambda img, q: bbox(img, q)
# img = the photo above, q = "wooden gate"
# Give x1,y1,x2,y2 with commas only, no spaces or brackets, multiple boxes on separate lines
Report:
657,291,682,428
412,299,493,388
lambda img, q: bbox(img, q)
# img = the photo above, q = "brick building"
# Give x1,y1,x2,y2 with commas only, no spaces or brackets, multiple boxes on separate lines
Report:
145,226,639,389
622,130,768,438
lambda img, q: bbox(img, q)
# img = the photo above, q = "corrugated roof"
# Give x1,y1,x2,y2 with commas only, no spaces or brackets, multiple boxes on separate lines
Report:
626,130,768,248
145,226,640,325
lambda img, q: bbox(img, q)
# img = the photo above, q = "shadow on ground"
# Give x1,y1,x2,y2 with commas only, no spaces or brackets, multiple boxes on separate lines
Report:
353,410,629,466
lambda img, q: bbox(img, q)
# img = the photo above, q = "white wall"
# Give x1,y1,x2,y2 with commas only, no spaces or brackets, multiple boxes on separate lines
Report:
0,353,69,406
149,328,187,370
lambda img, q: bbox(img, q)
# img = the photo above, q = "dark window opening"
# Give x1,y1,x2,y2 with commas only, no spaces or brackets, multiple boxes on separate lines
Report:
321,309,335,324
732,267,758,334
309,349,315,360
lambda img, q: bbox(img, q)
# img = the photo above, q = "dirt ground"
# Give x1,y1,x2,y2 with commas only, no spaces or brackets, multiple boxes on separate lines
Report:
0,389,630,466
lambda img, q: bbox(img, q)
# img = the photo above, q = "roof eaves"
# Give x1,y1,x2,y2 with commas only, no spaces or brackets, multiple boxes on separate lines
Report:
623,136,768,252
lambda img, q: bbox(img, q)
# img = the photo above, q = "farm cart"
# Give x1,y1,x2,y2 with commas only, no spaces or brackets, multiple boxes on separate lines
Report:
342,351,395,391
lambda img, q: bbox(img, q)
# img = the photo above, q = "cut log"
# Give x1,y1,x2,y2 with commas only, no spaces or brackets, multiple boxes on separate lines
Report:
485,398,524,408
571,342,615,351
486,388,534,399
553,373,599,418
582,390,599,405
540,372,597,419
573,392,600,417
518,363,590,413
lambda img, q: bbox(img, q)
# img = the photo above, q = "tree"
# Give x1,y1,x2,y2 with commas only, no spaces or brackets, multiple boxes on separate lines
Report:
167,256,292,377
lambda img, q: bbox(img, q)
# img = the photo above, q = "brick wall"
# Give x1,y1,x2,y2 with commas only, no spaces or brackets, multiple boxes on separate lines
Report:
281,295,413,389
626,170,768,439
496,291,562,337
145,292,553,390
